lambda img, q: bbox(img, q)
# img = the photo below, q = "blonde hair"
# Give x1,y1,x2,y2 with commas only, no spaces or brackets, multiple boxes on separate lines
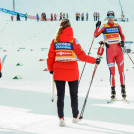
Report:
55,19,71,43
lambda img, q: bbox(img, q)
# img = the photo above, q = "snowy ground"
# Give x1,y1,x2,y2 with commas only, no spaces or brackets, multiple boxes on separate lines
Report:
0,0,134,134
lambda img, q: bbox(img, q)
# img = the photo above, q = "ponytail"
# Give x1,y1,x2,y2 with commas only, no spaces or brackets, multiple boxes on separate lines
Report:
55,19,71,43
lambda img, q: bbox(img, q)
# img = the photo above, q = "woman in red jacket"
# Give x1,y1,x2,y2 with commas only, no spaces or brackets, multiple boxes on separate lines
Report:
47,19,100,126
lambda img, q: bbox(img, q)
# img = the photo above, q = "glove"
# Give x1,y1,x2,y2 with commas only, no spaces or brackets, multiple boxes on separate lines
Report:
120,41,124,47
50,71,53,74
96,21,101,28
99,41,104,45
0,71,2,78
96,58,101,64
105,42,110,48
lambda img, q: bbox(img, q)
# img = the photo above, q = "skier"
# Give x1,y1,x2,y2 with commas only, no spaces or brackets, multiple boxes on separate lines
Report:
0,59,2,78
94,11,126,100
47,19,100,126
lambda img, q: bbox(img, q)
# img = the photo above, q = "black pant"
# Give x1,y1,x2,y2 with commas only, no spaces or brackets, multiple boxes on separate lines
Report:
55,80,79,118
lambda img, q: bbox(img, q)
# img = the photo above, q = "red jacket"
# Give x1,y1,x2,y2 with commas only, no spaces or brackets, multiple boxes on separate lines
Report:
47,26,96,81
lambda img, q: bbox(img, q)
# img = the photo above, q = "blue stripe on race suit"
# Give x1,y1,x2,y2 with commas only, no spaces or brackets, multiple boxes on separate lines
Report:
54,42,73,50
108,63,115,68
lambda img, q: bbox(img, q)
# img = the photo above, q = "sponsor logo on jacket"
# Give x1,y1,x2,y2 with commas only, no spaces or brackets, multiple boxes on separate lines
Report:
54,40,76,61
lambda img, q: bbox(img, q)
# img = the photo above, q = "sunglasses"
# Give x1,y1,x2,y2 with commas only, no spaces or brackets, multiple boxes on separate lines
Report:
107,16,114,18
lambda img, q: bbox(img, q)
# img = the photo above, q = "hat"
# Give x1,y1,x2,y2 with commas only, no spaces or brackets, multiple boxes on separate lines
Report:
107,11,115,16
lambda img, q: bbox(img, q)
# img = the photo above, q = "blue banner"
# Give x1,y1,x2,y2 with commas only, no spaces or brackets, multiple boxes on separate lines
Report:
0,8,26,17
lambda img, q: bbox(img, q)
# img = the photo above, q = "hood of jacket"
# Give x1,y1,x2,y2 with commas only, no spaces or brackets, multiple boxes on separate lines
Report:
59,26,73,42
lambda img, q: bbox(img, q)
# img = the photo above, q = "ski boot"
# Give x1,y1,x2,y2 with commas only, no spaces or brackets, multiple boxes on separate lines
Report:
111,87,116,100
121,85,127,99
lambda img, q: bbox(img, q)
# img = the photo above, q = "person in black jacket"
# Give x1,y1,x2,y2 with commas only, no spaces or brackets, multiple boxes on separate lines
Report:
17,13,20,21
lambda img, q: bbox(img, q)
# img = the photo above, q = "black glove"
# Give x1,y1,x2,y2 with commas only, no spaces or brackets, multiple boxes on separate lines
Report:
0,71,2,78
96,58,101,64
105,42,110,48
99,41,104,45
50,71,53,74
120,41,124,47
96,21,101,28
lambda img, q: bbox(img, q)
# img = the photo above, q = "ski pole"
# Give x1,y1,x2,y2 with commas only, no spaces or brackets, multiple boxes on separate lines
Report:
51,77,55,102
1,55,7,67
123,47,134,65
79,31,96,84
79,42,104,119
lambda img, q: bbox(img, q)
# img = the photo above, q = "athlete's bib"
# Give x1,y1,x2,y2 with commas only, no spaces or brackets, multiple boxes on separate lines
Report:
103,23,120,44
54,40,76,61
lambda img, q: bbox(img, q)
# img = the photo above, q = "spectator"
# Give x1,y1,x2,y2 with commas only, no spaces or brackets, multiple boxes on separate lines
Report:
16,13,20,21
76,12,78,21
25,13,28,21
11,15,13,21
63,13,65,19
81,13,84,21
66,13,68,18
54,13,57,20
86,12,88,21
51,13,53,21
96,12,100,21
97,12,100,21
78,12,80,21
93,12,96,21
60,12,62,20
95,12,98,21
36,13,39,21
44,13,46,21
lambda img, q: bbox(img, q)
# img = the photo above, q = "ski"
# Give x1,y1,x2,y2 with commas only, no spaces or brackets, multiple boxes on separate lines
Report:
122,98,128,104
107,98,117,103
107,98,128,104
